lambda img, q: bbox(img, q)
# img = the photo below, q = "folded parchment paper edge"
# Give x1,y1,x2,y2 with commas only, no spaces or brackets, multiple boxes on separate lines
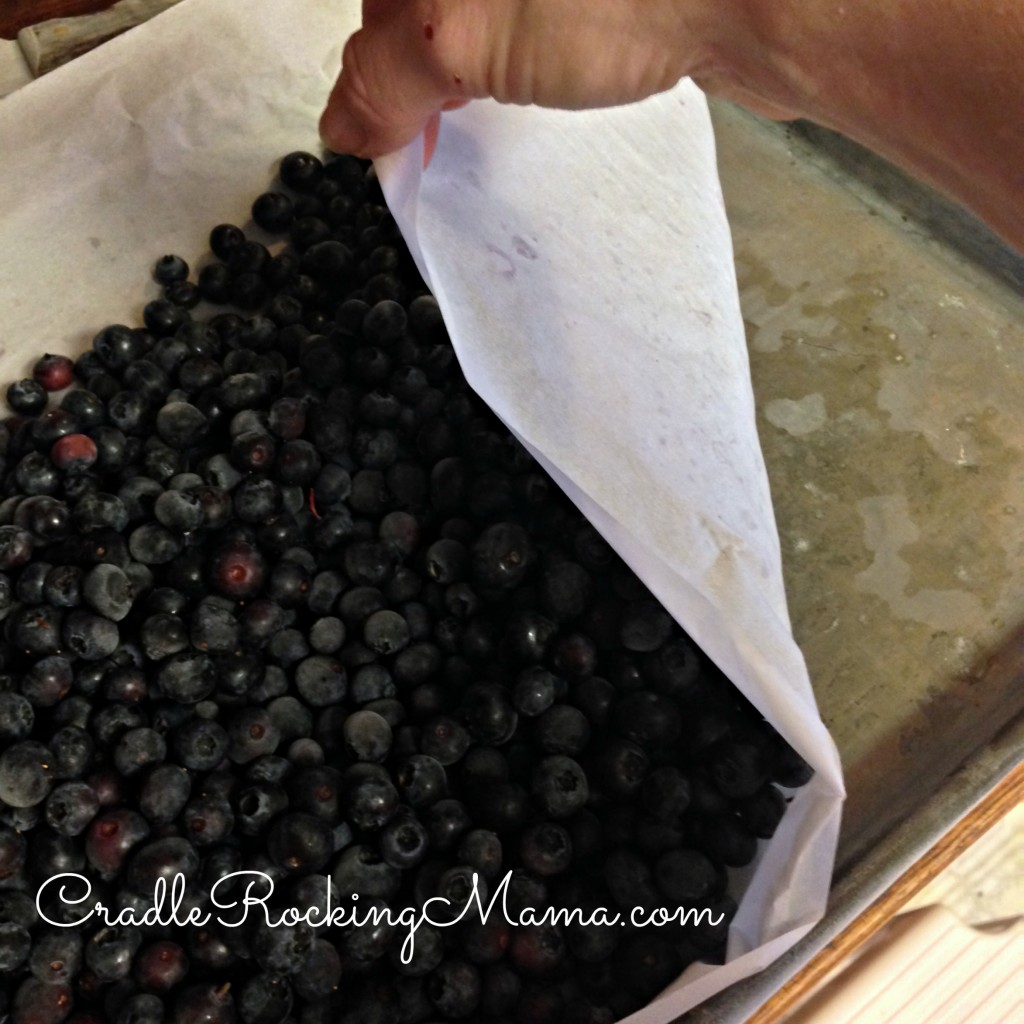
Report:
376,89,844,1020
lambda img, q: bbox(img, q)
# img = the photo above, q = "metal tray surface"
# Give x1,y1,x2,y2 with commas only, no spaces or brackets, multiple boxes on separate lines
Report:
688,101,1024,1020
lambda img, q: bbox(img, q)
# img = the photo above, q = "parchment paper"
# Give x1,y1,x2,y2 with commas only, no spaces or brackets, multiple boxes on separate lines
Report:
0,0,845,1019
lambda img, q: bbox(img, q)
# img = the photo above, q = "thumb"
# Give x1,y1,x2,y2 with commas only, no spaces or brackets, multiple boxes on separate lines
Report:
319,10,478,159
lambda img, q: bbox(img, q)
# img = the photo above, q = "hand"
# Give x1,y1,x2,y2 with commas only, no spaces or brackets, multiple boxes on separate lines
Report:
319,0,1024,251
319,0,725,160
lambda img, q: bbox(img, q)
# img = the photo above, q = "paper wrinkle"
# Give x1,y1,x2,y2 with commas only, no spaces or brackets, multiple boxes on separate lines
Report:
0,0,844,1019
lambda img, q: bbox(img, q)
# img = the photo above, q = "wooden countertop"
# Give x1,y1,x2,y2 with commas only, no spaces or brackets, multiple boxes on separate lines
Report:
748,761,1024,1022
0,1,117,38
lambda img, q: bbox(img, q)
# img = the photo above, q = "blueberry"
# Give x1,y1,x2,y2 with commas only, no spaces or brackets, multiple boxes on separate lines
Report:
31,408,79,451
305,402,351,460
264,558,309,606
190,596,241,654
342,709,393,762
173,983,237,1024
424,797,472,852
501,610,558,664
153,254,189,285
342,762,399,831
21,653,73,706
233,781,288,837
709,739,770,799
528,761,588,829
535,704,590,755
0,692,35,742
267,812,333,873
769,739,816,789
48,724,94,779
138,764,191,825
458,683,518,745
595,737,649,798
81,563,134,621
61,609,120,660
509,924,566,977
112,727,167,778
32,352,75,392
292,939,342,1002
143,298,189,337
6,378,47,416
252,190,295,232
423,537,468,585
207,540,266,599
358,608,408,656
197,261,232,303
11,978,73,1023
642,765,692,820
389,919,444,979
614,691,682,747
165,279,201,309
126,836,200,895
302,240,353,288
603,848,660,912
181,793,235,847
210,221,245,258
27,929,83,987
653,847,720,905
549,630,598,678
233,476,282,523
426,957,481,1018
306,615,345,654
133,939,189,994
153,489,204,533
280,151,324,192
376,811,427,871
509,666,558,717
57,391,104,432
217,650,264,696
155,400,209,449
15,451,60,495
418,715,471,766
479,963,522,1016
571,676,616,729
0,826,27,880
694,813,759,868
128,521,184,565
0,742,55,808
293,654,347,707
520,822,573,876
226,707,280,764
0,525,34,569
84,808,150,879
123,363,172,410
226,239,270,277
8,604,64,656
157,651,217,704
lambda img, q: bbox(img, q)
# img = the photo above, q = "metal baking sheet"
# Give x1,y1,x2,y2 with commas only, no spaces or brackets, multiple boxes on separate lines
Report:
687,100,1024,1019
2,3,1022,1012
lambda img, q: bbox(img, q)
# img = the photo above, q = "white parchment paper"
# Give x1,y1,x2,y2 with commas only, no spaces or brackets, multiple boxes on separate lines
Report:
0,0,845,1019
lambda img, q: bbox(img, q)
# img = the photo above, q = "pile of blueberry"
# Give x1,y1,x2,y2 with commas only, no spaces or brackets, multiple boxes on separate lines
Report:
0,151,812,1024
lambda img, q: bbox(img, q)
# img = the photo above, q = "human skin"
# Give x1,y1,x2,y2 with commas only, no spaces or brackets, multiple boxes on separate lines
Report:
319,0,1024,253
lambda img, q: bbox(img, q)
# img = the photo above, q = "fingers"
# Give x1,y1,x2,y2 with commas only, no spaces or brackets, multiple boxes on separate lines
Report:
319,0,700,160
319,30,437,157
320,2,483,159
